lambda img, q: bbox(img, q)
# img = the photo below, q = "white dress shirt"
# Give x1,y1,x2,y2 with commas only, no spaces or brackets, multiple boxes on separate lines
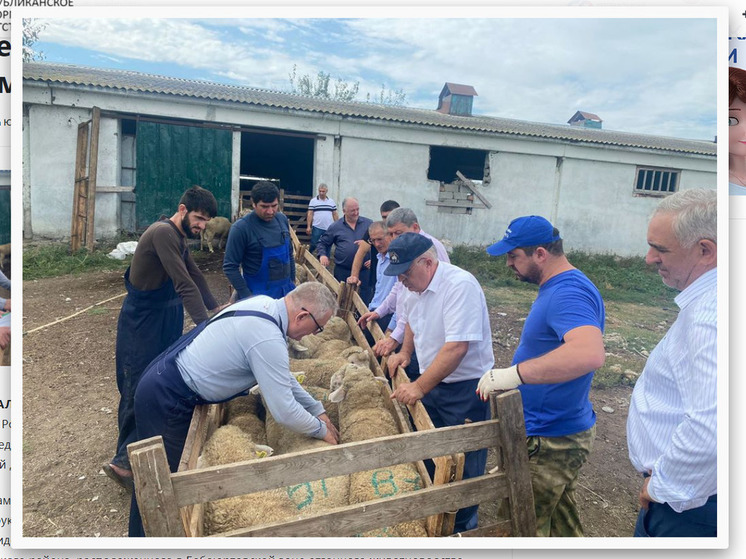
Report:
408,262,494,383
627,268,717,512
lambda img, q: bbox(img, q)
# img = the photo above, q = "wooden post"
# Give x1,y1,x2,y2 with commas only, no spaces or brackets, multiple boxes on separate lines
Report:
493,390,536,537
337,281,357,318
128,436,186,537
85,107,100,252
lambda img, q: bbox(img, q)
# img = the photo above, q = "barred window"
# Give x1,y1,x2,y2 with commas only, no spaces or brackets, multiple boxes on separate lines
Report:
634,167,679,196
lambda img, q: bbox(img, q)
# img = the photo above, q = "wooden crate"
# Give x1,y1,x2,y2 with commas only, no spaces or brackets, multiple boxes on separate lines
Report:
130,391,535,538
129,232,536,537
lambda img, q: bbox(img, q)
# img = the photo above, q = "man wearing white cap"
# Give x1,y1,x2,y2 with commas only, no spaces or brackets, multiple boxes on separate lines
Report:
477,215,606,537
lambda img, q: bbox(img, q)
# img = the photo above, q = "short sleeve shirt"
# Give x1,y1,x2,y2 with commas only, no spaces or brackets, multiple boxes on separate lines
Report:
308,196,337,230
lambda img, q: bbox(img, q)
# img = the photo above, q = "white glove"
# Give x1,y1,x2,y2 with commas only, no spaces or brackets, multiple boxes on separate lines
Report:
476,365,523,400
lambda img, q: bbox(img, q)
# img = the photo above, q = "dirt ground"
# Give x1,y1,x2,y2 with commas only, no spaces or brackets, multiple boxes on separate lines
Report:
21,250,641,538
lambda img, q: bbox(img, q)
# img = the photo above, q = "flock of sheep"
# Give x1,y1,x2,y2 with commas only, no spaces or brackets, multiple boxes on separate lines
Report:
198,313,428,537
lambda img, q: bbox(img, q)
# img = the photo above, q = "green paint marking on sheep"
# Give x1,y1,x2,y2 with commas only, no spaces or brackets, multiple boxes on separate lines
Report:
371,469,398,498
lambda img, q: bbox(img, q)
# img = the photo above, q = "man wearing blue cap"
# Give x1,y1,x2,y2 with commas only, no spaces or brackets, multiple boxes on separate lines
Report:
385,232,493,533
477,215,606,537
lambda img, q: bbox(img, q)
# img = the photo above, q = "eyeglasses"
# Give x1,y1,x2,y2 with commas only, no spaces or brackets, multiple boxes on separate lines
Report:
302,307,324,334
400,257,425,279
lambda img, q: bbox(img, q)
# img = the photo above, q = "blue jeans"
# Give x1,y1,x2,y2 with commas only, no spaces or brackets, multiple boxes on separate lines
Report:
309,226,325,254
634,495,717,537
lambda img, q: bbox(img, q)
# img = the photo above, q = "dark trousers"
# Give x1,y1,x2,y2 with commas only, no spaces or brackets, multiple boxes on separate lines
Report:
113,272,183,470
333,263,372,306
634,495,717,537
421,377,490,533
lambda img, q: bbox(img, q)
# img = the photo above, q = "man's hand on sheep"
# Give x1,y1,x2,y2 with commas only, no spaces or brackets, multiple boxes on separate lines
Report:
476,365,524,401
357,310,379,330
319,412,340,444
386,352,410,378
390,380,424,406
373,336,399,357
320,255,330,268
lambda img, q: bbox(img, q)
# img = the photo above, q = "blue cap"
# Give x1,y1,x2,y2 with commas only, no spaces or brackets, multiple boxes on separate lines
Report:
385,233,434,276
486,216,561,256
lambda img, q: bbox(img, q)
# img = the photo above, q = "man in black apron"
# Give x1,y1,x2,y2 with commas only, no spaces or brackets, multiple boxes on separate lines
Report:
105,186,223,492
127,282,339,536
223,181,296,300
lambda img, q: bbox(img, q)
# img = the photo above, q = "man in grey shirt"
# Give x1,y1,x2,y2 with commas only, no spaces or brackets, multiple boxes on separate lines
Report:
128,282,340,536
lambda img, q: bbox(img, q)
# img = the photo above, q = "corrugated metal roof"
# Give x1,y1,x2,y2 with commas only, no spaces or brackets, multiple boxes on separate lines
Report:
24,62,715,157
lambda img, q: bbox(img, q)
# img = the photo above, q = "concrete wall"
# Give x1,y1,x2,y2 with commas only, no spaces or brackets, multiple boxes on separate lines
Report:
23,82,716,256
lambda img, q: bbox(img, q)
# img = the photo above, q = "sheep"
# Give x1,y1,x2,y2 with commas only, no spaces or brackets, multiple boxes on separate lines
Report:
289,346,370,388
201,425,293,535
329,363,428,537
294,316,354,358
200,216,231,252
227,413,267,445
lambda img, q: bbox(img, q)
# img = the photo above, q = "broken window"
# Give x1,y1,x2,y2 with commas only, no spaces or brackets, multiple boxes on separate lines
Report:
427,146,488,183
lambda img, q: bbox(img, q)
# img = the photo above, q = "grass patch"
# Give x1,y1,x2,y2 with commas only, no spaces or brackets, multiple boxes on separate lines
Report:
450,245,678,306
23,243,130,280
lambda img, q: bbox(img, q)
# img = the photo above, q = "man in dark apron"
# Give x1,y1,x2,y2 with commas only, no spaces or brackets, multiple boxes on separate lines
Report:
105,186,223,492
223,181,296,300
127,282,339,536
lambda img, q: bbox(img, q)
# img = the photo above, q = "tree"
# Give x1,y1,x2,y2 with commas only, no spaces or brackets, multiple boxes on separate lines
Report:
366,84,407,107
289,64,359,102
23,19,47,62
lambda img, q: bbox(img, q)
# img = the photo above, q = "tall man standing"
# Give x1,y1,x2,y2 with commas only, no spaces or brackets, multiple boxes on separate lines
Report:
316,197,373,303
106,185,222,491
223,181,296,299
627,189,717,537
305,183,338,254
385,233,493,533
477,215,606,537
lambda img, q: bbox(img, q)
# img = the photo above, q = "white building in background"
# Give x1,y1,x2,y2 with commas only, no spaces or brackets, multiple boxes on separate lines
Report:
22,62,716,256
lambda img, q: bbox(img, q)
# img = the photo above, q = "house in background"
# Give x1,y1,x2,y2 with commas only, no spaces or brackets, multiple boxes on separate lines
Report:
22,62,716,256
568,110,603,129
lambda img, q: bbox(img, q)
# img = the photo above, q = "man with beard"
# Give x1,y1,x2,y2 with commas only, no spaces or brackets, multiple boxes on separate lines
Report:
105,185,223,492
223,181,296,299
476,215,605,537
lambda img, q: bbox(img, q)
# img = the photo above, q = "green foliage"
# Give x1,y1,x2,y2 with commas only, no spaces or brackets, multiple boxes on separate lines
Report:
289,64,359,101
450,245,677,305
23,19,47,62
23,243,130,280
366,85,407,106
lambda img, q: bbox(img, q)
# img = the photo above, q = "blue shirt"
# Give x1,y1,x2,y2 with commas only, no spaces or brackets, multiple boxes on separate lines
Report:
369,251,397,311
316,216,373,268
513,269,605,437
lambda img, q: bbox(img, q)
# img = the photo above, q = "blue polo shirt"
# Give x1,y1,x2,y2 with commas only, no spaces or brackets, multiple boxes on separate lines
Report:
513,269,605,437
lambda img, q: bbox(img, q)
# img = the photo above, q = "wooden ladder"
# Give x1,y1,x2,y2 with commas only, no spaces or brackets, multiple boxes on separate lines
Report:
70,107,101,252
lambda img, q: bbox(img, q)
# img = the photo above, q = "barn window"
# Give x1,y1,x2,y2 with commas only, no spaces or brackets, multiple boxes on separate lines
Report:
634,166,679,196
428,146,489,183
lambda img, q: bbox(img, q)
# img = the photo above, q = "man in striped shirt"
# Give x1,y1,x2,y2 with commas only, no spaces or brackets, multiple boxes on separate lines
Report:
305,183,338,254
627,189,717,537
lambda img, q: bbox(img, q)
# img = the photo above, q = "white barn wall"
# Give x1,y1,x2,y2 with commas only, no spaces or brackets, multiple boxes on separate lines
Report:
23,81,716,255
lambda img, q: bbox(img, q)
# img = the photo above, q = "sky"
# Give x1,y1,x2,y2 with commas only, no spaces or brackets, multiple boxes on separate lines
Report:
29,16,718,141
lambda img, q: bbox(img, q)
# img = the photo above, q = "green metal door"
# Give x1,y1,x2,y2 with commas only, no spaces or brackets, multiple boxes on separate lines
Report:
135,122,232,229
0,188,9,245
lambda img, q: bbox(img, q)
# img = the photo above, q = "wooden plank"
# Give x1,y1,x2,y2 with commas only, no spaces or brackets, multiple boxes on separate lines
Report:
70,121,89,252
494,390,536,537
456,170,493,209
85,107,101,251
425,200,487,209
213,473,507,537
172,420,501,506
129,436,186,537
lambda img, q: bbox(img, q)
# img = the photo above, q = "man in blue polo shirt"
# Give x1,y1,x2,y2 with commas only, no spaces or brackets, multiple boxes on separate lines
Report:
477,215,606,537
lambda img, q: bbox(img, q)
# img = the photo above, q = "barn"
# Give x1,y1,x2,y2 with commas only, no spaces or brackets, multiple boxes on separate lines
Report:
22,62,716,256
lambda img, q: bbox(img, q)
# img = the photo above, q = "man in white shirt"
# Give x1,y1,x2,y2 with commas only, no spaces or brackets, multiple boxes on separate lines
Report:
385,233,492,533
627,188,717,537
305,183,338,254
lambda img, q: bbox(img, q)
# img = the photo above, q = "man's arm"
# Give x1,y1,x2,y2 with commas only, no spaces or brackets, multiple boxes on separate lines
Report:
222,222,252,300
305,208,313,235
347,240,371,285
332,210,339,221
151,227,212,324
316,225,335,266
519,325,605,383
184,252,219,312
391,339,469,406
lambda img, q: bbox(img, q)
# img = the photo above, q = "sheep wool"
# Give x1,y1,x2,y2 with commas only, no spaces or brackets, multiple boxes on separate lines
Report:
227,413,267,445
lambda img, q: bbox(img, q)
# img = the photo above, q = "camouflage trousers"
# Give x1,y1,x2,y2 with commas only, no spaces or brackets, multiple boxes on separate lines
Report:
528,425,596,537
